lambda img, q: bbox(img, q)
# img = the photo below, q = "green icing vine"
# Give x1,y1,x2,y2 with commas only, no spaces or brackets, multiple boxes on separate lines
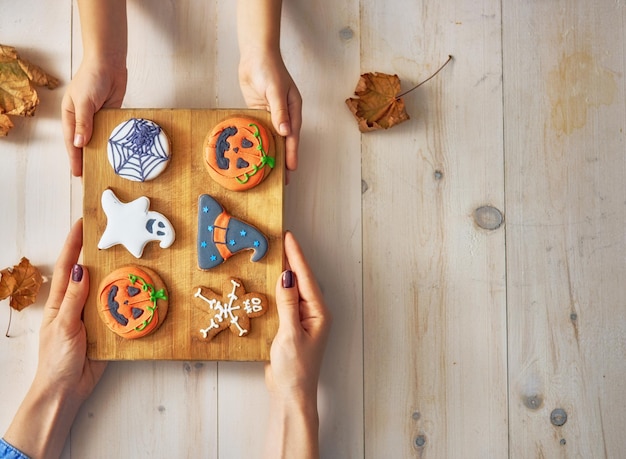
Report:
235,123,275,184
128,273,167,331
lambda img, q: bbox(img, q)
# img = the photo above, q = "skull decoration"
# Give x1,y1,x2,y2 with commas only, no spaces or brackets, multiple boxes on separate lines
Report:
97,265,169,339
204,117,275,191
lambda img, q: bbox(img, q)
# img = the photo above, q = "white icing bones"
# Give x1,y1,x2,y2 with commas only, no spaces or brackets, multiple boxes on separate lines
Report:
194,279,267,340
98,189,175,258
107,118,171,182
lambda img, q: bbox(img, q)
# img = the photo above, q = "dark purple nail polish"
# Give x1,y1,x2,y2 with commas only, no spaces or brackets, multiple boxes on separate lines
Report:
72,264,83,282
282,270,294,289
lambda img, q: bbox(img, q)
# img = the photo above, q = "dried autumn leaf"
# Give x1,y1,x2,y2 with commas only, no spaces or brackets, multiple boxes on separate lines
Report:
0,114,13,135
345,55,453,133
345,73,409,133
0,268,18,301
1,257,43,311
0,44,59,136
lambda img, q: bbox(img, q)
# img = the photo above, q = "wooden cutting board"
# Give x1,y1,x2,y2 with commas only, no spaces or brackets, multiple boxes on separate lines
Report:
83,109,284,360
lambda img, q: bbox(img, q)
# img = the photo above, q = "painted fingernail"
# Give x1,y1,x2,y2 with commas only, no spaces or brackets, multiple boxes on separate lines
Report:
71,264,83,282
282,270,294,289
73,133,84,147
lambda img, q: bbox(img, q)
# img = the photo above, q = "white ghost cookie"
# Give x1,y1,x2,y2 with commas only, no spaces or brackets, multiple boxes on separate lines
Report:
98,189,175,258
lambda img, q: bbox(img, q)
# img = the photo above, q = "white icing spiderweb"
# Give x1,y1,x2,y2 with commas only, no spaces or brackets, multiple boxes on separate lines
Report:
108,119,169,181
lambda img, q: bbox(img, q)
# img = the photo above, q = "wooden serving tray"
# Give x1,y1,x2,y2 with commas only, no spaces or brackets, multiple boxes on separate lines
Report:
83,109,284,360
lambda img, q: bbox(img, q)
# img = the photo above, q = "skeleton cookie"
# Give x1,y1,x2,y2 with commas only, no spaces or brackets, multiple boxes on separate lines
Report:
98,188,175,258
194,278,268,340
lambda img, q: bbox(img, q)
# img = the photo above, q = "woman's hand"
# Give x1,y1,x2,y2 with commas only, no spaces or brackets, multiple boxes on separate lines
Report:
3,220,107,459
263,231,331,459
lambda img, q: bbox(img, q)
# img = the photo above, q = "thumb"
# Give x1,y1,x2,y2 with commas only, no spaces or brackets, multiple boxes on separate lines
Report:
72,99,96,149
274,270,301,330
267,88,291,137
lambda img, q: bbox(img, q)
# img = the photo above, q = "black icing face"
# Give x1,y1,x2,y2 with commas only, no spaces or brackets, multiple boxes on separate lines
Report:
146,218,168,237
215,126,255,170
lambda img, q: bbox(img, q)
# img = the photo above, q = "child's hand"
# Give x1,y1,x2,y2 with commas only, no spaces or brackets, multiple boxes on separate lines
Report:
61,59,127,176
239,51,302,173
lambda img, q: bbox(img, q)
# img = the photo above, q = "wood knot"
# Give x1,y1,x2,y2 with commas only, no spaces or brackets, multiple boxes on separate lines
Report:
550,408,568,426
474,205,503,230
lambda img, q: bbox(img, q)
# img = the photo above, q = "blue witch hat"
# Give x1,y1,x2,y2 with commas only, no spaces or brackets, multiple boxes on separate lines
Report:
197,194,269,270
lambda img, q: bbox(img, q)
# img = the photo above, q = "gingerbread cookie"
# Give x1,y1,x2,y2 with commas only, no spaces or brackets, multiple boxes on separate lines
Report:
98,188,175,258
97,265,169,339
197,194,268,269
107,118,171,182
193,278,267,340
204,117,275,191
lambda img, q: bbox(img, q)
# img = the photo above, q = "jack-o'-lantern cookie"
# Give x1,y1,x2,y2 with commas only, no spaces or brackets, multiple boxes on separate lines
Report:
98,265,169,339
193,278,268,340
204,117,275,191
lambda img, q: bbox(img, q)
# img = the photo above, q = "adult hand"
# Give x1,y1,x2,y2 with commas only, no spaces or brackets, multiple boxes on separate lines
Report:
3,220,107,459
35,219,108,400
263,231,331,459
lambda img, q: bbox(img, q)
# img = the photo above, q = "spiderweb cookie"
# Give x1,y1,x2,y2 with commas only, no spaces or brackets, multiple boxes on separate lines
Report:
107,118,171,182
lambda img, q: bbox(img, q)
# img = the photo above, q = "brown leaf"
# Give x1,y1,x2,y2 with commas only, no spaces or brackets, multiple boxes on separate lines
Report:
345,56,453,133
0,257,43,311
0,268,17,301
0,44,59,135
0,114,14,137
345,72,410,133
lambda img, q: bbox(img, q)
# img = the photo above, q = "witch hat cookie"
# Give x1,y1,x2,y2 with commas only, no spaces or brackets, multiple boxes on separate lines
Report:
197,194,269,270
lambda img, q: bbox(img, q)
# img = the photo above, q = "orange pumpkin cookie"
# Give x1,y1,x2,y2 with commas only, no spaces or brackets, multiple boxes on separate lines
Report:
97,265,169,339
204,117,275,191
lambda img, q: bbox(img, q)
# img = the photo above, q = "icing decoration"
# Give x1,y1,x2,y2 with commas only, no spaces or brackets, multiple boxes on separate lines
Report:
197,194,268,269
194,278,268,340
204,117,275,191
97,265,168,339
107,118,171,182
98,188,175,258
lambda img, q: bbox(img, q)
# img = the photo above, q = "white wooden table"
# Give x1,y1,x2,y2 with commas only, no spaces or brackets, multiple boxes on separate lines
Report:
2,1,625,457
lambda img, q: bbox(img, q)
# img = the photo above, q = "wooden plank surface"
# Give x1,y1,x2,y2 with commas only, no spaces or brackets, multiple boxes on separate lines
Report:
503,0,626,457
360,0,508,458
83,108,284,361
3,0,626,458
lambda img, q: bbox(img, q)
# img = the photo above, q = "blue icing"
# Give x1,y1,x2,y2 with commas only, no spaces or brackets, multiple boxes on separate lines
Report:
197,194,269,269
